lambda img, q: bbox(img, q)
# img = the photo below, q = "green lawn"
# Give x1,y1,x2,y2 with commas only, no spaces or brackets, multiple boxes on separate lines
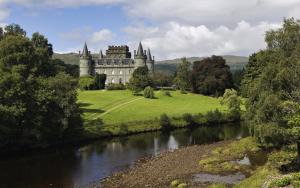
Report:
78,90,226,125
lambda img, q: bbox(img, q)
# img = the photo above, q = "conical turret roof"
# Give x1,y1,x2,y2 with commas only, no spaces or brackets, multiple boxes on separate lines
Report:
147,48,152,61
136,41,144,56
99,50,104,59
82,42,89,57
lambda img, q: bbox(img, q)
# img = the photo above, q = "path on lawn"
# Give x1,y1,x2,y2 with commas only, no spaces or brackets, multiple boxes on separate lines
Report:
91,97,143,120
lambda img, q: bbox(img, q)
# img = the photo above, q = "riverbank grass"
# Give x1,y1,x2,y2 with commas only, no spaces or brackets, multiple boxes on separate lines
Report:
199,137,260,173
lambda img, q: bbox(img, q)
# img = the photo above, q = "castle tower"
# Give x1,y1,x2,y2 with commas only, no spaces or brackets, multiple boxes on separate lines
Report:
146,48,154,74
99,50,104,59
79,42,93,77
134,41,147,69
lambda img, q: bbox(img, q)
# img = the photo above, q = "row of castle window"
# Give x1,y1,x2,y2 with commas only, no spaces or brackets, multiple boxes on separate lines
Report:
106,78,124,84
97,70,131,75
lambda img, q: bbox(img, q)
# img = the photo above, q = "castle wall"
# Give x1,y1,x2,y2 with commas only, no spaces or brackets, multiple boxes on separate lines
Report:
95,66,134,84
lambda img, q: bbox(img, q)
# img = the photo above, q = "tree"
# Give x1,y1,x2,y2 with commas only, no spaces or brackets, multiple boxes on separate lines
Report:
128,66,153,95
232,69,245,90
243,18,300,163
191,55,233,96
78,76,95,90
152,72,174,87
143,86,155,99
174,57,191,91
0,27,3,40
0,25,81,148
32,32,53,57
4,24,26,37
220,89,241,120
95,73,106,89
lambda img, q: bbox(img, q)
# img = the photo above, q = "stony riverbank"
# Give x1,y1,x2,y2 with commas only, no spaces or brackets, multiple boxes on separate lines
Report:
97,140,233,188
95,137,270,188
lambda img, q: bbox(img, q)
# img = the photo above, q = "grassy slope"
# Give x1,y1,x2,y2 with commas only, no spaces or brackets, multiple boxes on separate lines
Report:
78,90,226,125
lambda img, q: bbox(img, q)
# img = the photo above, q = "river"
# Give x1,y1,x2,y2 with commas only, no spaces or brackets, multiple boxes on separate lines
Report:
0,123,249,188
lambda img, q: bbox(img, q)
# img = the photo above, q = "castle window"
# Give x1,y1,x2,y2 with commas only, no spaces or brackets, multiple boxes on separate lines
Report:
119,78,122,84
120,70,123,75
104,70,107,74
112,78,115,83
112,70,115,75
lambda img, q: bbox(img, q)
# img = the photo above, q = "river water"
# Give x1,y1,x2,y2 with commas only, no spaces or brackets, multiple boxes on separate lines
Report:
0,123,249,188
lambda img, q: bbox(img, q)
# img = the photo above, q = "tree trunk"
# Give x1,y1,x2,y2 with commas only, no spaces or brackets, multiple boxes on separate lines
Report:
297,142,300,164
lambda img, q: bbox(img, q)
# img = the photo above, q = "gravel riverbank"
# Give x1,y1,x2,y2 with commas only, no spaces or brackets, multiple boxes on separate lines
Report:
98,140,232,188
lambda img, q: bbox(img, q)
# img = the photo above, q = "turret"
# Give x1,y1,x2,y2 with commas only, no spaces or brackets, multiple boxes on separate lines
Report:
79,42,93,76
146,48,154,74
134,41,147,69
99,50,104,59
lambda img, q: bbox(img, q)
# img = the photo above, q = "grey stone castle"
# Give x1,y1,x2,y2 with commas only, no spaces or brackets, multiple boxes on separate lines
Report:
79,42,154,84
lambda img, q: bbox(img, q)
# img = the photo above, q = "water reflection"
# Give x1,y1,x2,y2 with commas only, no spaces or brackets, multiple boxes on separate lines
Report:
0,123,248,188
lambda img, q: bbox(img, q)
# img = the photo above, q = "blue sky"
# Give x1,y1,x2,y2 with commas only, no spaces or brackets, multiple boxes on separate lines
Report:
1,0,300,60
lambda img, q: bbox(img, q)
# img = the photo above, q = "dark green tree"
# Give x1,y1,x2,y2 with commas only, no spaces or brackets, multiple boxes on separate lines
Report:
191,55,233,96
243,18,300,162
0,25,81,148
4,24,26,37
174,57,191,91
0,27,3,40
95,73,107,89
128,66,153,95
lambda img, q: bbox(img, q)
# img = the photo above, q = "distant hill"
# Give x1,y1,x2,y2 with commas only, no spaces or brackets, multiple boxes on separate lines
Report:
155,55,248,74
53,53,248,74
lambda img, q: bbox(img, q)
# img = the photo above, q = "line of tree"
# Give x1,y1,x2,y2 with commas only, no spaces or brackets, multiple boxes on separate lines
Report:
0,24,81,149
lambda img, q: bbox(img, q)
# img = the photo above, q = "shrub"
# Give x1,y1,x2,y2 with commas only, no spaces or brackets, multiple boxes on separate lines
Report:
106,83,126,90
193,113,208,124
182,113,194,125
206,109,223,123
160,113,171,131
170,180,180,187
164,90,172,97
119,123,129,135
270,176,291,187
180,89,187,94
177,183,188,188
144,86,155,99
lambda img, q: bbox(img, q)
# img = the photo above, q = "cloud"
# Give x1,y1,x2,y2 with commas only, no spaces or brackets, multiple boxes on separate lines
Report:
128,21,281,60
123,0,300,26
0,0,126,8
0,7,9,21
88,29,114,43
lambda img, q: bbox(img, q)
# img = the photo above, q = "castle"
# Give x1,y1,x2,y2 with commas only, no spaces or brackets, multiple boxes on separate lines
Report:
79,42,155,85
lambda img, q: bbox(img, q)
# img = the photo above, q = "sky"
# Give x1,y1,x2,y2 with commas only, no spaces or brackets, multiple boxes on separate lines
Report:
0,0,300,60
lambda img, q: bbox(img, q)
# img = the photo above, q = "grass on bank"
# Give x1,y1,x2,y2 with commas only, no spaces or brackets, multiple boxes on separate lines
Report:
199,137,300,188
78,90,226,125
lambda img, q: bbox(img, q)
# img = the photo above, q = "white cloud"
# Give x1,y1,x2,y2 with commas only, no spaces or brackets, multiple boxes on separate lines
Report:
129,21,281,60
88,29,114,43
0,7,9,21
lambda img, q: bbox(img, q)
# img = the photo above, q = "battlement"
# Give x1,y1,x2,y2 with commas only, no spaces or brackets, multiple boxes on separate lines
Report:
106,45,131,58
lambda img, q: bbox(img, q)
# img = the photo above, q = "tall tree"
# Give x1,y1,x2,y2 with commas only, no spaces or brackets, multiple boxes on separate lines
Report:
128,66,153,95
191,55,233,96
0,25,81,148
243,18,300,162
4,24,26,37
174,57,191,91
